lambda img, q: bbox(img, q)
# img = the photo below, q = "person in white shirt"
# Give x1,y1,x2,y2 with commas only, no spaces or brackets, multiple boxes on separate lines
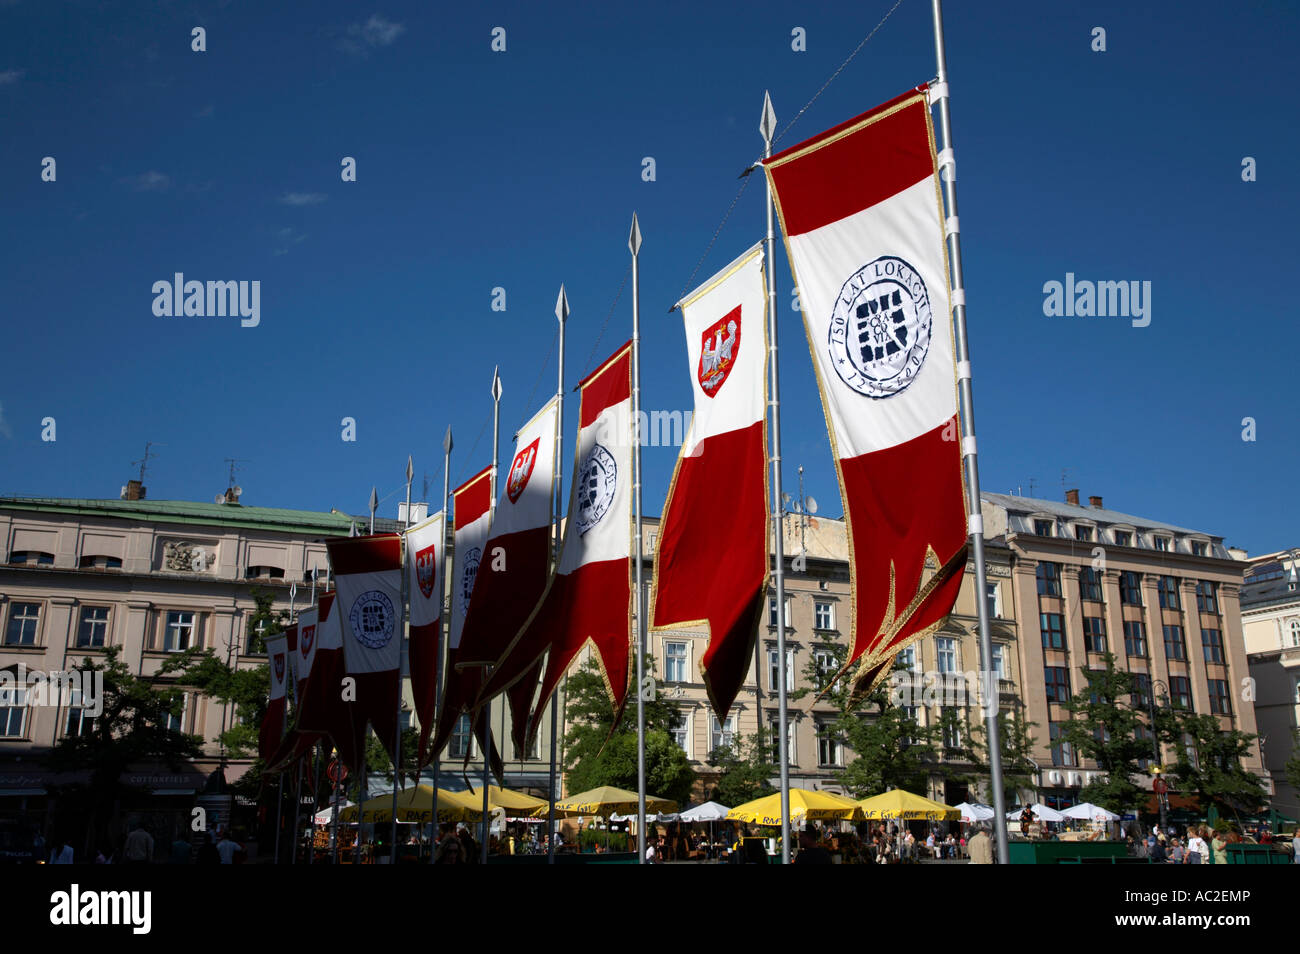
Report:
49,836,74,864
215,831,242,864
1186,829,1208,865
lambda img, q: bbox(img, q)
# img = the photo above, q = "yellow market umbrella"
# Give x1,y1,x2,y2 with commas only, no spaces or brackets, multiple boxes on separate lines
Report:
855,790,959,821
466,784,550,817
338,785,483,824
555,785,676,818
727,788,864,826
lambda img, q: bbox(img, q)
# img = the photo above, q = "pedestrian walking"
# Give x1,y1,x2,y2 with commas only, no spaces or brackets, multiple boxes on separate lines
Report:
123,821,154,864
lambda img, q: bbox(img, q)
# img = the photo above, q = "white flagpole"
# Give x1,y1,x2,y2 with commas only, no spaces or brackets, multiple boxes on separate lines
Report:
431,426,452,863
930,0,1007,863
390,455,414,864
761,90,792,864
629,213,647,865
548,285,568,864
481,369,503,864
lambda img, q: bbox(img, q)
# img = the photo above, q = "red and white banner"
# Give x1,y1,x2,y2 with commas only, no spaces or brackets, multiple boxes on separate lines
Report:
259,633,289,763
294,607,318,703
484,345,633,734
405,511,445,766
293,592,364,771
328,534,404,755
652,243,770,720
764,87,968,701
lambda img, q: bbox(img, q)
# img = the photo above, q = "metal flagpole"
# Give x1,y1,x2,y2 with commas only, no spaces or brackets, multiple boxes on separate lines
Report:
761,90,792,864
309,739,323,865
480,369,503,864
330,750,342,864
390,455,414,864
629,213,648,865
292,758,304,865
431,426,452,863
548,284,568,864
930,0,1008,863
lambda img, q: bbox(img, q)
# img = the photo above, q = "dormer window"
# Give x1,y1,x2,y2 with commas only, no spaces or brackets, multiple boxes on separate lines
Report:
1113,531,1132,547
1034,519,1054,537
1153,536,1170,552
1190,541,1208,557
1075,525,1093,542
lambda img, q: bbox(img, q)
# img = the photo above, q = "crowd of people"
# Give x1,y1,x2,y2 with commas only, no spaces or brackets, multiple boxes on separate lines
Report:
1127,823,1300,864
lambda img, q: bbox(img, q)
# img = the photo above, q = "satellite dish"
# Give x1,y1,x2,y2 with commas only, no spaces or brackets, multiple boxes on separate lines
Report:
806,496,818,514
233,486,243,497
215,494,226,504
782,493,793,507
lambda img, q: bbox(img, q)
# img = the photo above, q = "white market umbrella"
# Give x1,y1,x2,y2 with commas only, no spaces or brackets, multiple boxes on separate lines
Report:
314,800,353,826
681,801,732,823
1007,803,1065,822
955,802,995,822
1060,802,1119,822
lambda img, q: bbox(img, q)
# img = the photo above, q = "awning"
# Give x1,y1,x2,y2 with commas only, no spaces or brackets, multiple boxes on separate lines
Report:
0,788,47,797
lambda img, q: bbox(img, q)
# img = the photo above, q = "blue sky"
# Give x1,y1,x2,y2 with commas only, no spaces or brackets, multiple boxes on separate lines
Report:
1,0,1295,555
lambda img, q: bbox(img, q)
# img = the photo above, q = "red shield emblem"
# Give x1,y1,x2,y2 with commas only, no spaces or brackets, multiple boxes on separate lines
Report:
273,652,285,683
697,304,742,397
507,438,540,503
300,625,315,657
416,543,438,600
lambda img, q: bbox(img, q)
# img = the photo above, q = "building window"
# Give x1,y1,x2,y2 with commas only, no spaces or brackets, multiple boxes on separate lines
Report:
766,718,795,765
1083,616,1107,653
77,606,110,648
161,692,188,734
1169,676,1192,710
78,555,122,569
1157,576,1181,610
245,565,285,580
767,648,795,692
1191,541,1208,557
936,637,957,674
4,603,42,646
1135,723,1154,770
1050,722,1075,767
64,686,96,738
991,643,1007,679
1290,620,1300,648
768,597,791,628
1075,525,1093,542
670,721,689,758
1153,536,1170,552
897,646,918,671
1208,680,1231,715
163,611,197,652
814,649,838,685
1123,620,1147,657
1034,519,1054,537
985,582,1000,619
1036,562,1061,597
940,708,963,751
1162,625,1186,662
1044,666,1071,703
450,714,473,759
1195,581,1218,614
814,601,834,631
1040,613,1065,650
1131,673,1152,709
1113,531,1132,547
0,687,27,738
710,714,736,753
1202,628,1224,664
512,731,539,761
817,722,842,767
1079,567,1103,602
1120,571,1143,605
665,641,688,683
7,551,54,566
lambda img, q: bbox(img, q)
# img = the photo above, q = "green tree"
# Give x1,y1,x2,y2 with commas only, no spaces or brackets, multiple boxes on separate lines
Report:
1286,730,1300,797
563,659,695,807
1157,709,1267,816
45,645,207,855
834,672,937,797
706,730,776,806
964,710,1039,806
1055,653,1150,814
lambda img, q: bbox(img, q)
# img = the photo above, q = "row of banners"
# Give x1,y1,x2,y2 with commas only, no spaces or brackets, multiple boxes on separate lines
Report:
260,84,970,776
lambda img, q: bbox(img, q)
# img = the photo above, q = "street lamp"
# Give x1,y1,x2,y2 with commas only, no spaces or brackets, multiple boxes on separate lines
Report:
1143,677,1170,832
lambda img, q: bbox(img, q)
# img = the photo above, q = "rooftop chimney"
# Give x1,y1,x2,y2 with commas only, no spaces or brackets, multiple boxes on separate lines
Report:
223,486,242,505
123,479,146,501
1065,488,1079,506
1089,495,1103,509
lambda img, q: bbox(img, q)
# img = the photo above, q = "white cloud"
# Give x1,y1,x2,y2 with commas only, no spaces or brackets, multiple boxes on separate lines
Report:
0,69,25,85
341,14,405,54
279,192,327,206
123,170,171,192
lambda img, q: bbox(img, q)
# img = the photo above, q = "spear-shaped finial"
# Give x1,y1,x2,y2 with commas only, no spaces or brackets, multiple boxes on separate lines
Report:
628,212,642,256
760,90,777,146
491,365,503,402
405,454,414,484
443,426,453,454
555,284,569,325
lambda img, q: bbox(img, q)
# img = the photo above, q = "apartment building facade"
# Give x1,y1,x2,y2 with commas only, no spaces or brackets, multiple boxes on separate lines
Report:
981,490,1266,811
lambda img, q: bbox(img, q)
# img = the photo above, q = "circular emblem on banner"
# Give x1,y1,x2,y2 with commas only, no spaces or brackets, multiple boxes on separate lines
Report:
576,443,616,536
349,590,395,649
459,546,482,615
828,255,933,399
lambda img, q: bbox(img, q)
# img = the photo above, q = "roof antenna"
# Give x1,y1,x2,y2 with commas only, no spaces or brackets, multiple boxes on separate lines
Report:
131,441,164,483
